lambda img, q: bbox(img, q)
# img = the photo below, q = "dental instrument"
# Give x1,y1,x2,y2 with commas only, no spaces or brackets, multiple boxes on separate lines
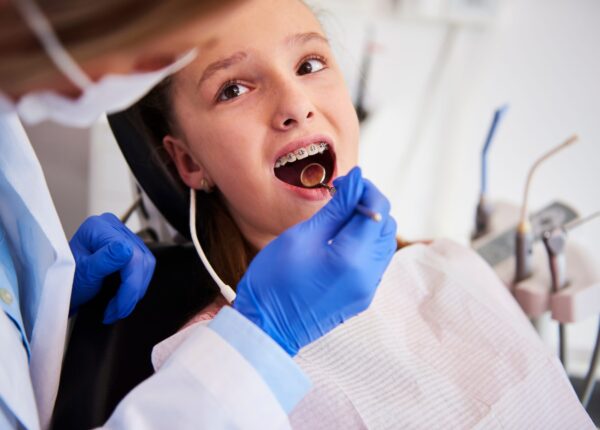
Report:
474,201,577,267
300,163,382,222
515,134,578,283
581,318,600,410
542,227,569,365
472,105,508,240
542,211,600,402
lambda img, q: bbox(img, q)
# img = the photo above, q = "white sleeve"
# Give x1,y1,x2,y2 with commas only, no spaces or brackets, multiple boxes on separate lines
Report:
100,307,311,430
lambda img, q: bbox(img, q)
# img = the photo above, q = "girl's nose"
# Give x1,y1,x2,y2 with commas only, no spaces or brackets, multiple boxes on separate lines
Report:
271,81,315,131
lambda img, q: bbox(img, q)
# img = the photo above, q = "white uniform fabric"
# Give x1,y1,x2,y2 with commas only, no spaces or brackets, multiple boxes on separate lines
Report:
0,112,74,430
154,239,594,429
0,311,38,430
105,319,292,430
0,113,302,429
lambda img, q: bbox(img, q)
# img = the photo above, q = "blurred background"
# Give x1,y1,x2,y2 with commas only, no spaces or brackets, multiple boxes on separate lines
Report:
24,0,599,390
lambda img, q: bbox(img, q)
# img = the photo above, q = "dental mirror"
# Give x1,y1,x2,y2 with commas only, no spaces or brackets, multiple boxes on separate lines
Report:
299,162,382,222
300,163,335,194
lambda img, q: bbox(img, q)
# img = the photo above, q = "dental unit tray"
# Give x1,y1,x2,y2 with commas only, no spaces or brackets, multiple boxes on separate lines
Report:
473,201,600,323
475,201,577,266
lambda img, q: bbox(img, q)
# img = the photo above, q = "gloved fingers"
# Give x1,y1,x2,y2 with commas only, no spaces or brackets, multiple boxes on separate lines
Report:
381,213,397,239
98,212,156,289
69,232,135,314
80,240,134,283
331,179,392,248
94,213,155,324
74,213,153,284
303,166,364,242
69,212,156,322
323,212,395,317
99,213,147,252
69,215,107,257
362,179,391,216
71,213,129,257
102,242,155,324
117,219,156,298
376,215,399,260
100,213,139,239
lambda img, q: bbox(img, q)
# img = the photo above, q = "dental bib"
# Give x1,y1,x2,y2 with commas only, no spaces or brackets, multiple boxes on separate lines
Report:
152,240,593,429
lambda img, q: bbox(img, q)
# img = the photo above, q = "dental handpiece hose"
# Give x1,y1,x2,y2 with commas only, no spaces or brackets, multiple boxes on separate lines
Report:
561,211,600,407
542,228,568,366
541,212,600,370
515,134,578,283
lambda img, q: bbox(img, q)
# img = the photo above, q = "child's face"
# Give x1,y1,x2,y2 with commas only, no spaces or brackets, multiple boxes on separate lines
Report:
167,0,359,249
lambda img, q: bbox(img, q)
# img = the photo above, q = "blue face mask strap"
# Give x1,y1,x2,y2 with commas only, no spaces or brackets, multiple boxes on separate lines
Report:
12,0,93,90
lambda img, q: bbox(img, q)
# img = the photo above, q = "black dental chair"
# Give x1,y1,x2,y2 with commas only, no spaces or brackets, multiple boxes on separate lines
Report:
52,109,219,429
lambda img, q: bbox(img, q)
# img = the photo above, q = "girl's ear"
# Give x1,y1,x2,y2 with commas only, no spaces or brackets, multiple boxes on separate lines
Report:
163,135,213,190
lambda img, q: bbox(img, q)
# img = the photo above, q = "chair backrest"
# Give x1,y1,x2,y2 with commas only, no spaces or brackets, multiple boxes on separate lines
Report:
52,242,218,429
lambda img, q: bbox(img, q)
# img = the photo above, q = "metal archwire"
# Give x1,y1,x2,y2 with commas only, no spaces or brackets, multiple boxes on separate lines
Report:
107,107,191,240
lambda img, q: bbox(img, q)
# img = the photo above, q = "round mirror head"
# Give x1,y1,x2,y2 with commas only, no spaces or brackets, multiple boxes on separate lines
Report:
300,162,327,188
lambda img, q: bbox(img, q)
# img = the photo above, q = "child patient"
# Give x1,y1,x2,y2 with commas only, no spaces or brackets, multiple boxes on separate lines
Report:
135,0,593,427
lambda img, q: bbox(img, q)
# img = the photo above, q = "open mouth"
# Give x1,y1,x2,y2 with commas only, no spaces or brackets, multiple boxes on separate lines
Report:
274,142,336,188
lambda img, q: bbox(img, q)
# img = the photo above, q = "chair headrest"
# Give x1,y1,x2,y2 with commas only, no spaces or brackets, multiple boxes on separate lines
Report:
107,109,190,239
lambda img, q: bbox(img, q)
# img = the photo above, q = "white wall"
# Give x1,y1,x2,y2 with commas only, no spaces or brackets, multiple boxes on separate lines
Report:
26,122,90,238
318,0,599,240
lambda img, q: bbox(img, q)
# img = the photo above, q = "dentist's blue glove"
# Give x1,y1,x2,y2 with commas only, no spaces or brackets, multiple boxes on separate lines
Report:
234,167,397,356
69,213,156,324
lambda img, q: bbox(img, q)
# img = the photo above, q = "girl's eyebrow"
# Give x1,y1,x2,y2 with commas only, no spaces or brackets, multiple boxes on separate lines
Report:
286,31,329,47
197,51,248,88
196,33,328,89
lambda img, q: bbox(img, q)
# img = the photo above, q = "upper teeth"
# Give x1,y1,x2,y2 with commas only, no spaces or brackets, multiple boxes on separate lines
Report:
275,143,328,168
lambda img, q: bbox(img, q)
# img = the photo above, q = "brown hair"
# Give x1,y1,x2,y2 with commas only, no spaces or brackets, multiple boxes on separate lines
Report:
132,78,256,289
0,0,235,93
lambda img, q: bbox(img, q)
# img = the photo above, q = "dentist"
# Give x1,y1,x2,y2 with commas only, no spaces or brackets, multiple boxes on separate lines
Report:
0,0,396,429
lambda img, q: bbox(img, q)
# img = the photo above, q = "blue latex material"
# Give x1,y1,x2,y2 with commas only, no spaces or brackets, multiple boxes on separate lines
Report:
69,213,156,324
234,167,397,356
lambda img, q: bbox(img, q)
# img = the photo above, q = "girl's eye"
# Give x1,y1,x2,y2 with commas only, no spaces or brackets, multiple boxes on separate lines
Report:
218,82,250,102
297,58,325,76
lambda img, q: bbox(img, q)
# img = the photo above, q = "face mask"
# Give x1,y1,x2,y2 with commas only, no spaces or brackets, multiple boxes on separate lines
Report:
0,0,198,128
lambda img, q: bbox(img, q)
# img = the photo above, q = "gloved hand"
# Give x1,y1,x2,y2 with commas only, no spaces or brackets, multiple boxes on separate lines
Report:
234,167,397,356
69,213,156,324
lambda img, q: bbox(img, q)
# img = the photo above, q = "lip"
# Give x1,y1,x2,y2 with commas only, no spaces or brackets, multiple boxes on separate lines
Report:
277,181,333,201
